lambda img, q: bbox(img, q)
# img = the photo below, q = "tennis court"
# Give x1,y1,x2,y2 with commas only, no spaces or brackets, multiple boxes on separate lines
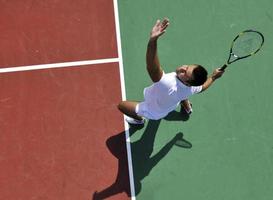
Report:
1,0,273,200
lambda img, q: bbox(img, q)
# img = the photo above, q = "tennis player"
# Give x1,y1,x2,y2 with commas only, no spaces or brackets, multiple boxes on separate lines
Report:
118,18,225,125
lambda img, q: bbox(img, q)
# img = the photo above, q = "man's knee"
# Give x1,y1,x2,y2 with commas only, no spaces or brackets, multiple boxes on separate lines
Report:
117,101,125,112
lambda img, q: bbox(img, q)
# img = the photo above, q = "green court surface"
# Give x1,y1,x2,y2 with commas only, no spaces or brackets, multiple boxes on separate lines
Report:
118,0,273,199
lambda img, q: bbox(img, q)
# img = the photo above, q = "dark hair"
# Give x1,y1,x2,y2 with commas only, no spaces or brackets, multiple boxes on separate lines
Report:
188,65,208,86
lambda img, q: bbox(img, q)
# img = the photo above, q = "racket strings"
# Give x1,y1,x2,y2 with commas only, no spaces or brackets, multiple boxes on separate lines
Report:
231,32,263,58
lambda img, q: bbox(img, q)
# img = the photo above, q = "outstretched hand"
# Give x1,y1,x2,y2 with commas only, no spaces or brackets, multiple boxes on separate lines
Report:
212,68,225,80
150,18,170,41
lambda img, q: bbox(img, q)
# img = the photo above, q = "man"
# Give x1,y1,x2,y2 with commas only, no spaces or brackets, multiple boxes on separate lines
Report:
118,18,225,125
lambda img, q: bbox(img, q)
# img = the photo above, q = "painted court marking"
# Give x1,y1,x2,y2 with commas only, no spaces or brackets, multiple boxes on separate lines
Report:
113,0,136,199
0,0,136,199
0,58,120,73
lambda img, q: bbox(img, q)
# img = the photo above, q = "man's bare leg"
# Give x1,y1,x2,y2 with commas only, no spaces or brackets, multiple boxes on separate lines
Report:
180,99,193,114
118,101,143,120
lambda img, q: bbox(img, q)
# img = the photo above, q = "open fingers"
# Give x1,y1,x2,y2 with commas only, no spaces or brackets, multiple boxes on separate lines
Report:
155,19,161,27
161,18,169,30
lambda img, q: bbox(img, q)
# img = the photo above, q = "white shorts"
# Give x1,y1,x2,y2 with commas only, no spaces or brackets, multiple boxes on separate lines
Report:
135,102,168,120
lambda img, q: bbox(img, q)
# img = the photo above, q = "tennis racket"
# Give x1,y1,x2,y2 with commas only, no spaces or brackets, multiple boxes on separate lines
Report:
220,30,264,71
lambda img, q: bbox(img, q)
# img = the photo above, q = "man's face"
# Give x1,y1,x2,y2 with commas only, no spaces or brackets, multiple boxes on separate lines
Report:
176,65,196,86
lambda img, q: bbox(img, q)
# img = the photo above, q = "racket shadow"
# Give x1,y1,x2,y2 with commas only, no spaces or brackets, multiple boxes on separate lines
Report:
92,120,188,199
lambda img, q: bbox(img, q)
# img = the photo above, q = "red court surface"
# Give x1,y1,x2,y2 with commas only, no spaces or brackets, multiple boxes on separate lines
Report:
0,64,130,200
0,0,117,68
0,0,131,199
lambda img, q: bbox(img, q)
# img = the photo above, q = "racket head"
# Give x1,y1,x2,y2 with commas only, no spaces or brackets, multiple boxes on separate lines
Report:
227,30,264,64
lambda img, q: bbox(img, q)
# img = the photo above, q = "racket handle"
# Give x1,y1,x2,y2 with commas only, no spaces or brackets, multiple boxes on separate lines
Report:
220,64,227,71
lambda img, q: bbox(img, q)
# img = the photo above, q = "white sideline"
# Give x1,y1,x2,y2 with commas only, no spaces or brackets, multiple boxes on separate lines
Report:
113,0,136,199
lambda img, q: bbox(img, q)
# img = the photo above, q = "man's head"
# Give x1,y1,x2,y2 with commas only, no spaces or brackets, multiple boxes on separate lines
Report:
176,64,208,86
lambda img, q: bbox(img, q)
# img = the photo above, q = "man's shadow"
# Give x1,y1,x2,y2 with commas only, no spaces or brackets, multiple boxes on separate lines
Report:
92,119,186,199
164,106,191,122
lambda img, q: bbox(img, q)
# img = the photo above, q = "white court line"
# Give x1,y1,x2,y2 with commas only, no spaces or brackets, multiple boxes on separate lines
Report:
0,57,120,73
113,0,136,199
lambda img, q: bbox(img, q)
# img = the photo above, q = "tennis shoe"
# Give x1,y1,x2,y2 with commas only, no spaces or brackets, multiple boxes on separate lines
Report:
125,117,145,125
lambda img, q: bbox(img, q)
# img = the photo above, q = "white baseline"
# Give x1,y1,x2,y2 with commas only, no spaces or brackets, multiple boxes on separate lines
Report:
0,57,120,73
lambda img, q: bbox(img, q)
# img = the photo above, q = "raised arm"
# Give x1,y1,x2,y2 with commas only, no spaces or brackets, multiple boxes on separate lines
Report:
201,67,225,92
146,18,169,82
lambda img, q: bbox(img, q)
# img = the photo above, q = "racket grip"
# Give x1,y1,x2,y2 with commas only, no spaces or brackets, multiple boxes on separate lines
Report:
220,64,227,71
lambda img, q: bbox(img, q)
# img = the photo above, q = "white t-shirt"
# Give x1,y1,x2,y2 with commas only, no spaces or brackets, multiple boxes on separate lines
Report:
137,72,202,119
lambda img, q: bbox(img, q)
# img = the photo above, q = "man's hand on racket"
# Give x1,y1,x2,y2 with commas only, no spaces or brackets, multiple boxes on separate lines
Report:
211,67,225,80
201,67,225,92
150,18,170,41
